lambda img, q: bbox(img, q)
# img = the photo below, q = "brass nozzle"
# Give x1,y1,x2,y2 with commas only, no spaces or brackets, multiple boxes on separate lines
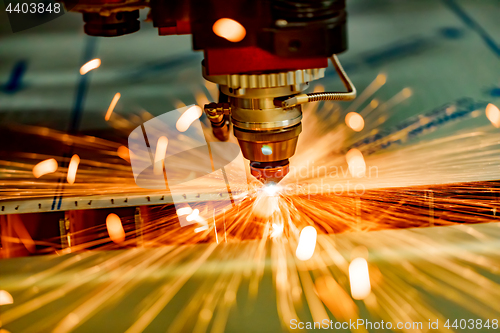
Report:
250,160,290,184
234,123,301,183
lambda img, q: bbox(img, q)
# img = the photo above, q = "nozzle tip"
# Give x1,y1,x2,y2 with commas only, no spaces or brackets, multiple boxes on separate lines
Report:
250,160,289,184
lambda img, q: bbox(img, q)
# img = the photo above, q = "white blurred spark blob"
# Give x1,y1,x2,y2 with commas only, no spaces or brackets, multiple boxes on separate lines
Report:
345,112,365,131
295,226,317,261
486,103,500,128
212,18,246,42
177,207,193,216
33,158,58,178
154,136,169,175
176,105,203,132
349,257,371,300
186,209,206,224
186,209,200,222
346,148,366,178
67,154,80,184
106,213,125,244
80,58,101,75
0,290,13,305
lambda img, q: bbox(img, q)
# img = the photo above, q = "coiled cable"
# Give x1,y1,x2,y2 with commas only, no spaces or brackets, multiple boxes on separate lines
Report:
279,54,356,107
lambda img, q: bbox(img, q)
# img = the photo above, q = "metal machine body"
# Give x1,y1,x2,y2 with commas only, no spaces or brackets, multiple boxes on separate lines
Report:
63,0,357,183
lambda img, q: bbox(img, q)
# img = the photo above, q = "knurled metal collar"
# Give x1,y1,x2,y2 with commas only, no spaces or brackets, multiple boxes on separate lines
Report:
233,123,302,142
203,66,326,89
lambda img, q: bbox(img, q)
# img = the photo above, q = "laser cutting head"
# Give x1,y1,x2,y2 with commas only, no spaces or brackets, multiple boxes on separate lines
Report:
63,0,356,183
203,55,355,184
203,71,316,183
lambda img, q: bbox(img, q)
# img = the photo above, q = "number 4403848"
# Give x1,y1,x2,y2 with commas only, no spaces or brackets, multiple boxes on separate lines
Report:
5,2,61,14
444,319,499,330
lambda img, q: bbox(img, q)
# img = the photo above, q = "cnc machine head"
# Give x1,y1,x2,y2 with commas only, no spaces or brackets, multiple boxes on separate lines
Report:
65,0,356,183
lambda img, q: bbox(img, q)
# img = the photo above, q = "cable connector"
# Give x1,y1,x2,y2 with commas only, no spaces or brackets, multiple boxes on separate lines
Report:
274,54,356,108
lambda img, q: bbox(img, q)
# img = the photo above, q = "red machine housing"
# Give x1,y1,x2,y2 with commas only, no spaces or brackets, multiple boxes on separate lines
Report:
203,46,328,75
